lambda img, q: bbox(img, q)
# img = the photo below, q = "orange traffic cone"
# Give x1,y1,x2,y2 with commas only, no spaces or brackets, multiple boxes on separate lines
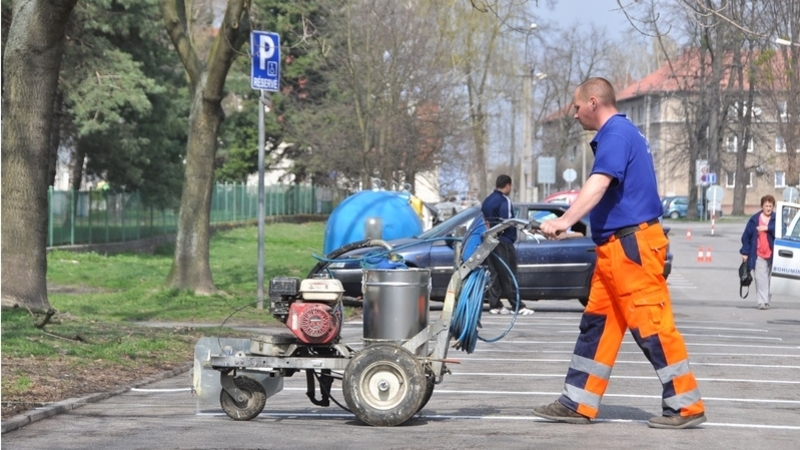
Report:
686,228,692,240
696,247,704,263
704,247,712,263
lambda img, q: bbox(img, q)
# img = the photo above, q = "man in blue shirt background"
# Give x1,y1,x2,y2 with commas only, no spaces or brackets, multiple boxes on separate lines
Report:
481,175,534,315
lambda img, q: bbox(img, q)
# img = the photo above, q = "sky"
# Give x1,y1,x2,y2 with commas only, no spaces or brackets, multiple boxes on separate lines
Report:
533,0,636,40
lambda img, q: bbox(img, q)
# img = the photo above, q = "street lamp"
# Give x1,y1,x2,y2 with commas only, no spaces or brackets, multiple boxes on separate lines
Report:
519,71,547,203
517,23,542,202
775,37,800,47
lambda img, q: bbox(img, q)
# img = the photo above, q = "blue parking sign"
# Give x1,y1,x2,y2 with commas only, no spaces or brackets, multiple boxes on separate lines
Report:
251,31,280,91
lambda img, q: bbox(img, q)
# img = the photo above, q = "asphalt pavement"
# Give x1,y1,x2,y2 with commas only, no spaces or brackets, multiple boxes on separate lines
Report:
3,220,799,450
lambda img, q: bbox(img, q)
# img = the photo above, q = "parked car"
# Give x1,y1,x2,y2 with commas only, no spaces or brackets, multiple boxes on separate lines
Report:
662,195,723,219
544,189,581,205
310,203,673,307
771,201,800,298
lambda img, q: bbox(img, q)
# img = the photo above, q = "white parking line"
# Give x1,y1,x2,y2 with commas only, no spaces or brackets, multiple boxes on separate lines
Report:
416,389,800,405
193,411,800,430
460,357,800,369
474,341,800,349
476,322,769,333
445,372,800,384
130,388,192,393
552,331,784,341
471,349,800,358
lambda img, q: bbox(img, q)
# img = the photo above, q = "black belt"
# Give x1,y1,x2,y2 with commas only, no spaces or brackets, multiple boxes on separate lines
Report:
614,218,660,239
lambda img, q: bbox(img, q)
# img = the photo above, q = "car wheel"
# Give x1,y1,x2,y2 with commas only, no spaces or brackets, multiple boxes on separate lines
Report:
578,298,589,307
670,211,679,220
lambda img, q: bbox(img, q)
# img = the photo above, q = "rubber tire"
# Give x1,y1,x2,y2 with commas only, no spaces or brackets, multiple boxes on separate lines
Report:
342,344,426,426
219,376,267,421
417,368,436,413
670,211,680,220
579,297,589,307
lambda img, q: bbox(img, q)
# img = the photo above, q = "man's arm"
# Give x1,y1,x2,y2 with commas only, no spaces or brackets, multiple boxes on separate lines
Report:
541,173,612,237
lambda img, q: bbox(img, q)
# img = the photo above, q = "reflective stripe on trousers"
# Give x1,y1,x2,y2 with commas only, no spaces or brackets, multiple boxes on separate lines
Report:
558,222,705,419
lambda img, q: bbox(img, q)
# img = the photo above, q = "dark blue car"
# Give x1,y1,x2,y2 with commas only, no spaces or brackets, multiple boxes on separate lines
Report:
312,203,672,307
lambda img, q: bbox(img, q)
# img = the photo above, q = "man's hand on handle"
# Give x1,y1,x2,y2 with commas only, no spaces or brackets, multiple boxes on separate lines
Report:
541,217,570,240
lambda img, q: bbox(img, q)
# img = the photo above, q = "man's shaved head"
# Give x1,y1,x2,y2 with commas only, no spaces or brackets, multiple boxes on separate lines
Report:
575,77,616,107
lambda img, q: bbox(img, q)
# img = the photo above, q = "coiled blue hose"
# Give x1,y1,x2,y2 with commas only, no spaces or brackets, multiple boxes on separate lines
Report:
450,253,521,353
313,234,522,354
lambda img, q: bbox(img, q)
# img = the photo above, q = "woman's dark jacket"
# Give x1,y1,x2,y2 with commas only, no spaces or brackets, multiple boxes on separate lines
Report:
740,212,776,271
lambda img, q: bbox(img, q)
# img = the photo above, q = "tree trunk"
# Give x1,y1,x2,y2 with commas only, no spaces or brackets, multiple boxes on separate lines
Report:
160,0,249,295
166,77,223,294
1,0,77,312
47,90,63,187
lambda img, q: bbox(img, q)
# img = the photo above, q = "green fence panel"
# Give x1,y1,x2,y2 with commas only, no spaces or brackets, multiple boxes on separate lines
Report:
47,182,340,247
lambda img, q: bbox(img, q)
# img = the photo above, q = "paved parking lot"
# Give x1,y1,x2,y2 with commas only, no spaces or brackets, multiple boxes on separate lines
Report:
3,222,799,449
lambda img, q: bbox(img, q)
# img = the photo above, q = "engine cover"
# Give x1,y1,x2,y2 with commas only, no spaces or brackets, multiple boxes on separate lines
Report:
287,302,341,345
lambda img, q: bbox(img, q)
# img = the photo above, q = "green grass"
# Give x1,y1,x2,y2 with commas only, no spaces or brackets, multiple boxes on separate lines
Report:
45,222,327,324
2,222,331,415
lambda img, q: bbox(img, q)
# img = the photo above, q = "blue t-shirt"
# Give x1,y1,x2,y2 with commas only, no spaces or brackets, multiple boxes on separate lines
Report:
589,114,663,244
481,190,516,244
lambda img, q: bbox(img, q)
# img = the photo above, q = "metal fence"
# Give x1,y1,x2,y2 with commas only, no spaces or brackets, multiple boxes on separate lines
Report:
47,182,341,247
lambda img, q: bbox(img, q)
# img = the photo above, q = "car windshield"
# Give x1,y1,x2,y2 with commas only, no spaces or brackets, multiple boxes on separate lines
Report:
417,206,480,239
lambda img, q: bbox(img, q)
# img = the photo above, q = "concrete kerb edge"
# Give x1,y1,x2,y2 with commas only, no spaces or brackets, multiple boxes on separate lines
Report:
1,363,193,434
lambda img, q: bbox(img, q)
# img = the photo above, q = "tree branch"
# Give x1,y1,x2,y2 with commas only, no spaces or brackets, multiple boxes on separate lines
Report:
205,0,250,102
160,0,203,89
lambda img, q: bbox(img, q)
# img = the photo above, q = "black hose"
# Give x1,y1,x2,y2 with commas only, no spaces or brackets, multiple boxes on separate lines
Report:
306,239,373,278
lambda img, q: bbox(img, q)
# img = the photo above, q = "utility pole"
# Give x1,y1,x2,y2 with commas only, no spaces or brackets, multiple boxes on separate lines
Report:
520,71,532,203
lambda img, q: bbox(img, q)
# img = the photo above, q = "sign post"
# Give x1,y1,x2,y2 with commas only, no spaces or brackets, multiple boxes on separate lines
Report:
563,168,577,190
252,31,281,309
538,157,556,198
705,185,724,235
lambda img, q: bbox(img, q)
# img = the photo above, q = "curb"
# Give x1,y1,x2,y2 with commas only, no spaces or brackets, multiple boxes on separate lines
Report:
1,363,192,434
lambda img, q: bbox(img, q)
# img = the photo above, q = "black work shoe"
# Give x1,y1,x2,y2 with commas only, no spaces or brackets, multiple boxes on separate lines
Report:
647,413,707,429
533,401,591,424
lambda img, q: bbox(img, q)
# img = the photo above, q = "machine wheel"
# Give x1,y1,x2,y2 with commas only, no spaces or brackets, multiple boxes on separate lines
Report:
417,367,436,413
342,344,426,426
670,211,680,220
219,376,267,421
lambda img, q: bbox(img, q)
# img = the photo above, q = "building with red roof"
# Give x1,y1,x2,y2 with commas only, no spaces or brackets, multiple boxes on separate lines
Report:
539,47,798,215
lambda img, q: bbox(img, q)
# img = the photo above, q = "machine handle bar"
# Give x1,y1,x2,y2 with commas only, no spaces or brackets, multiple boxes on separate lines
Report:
483,218,541,239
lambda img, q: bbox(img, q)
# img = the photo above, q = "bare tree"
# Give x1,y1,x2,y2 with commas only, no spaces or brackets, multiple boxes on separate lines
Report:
535,25,621,192
2,0,78,312
160,0,250,294
294,1,475,197
756,0,800,190
443,0,528,198
621,0,800,214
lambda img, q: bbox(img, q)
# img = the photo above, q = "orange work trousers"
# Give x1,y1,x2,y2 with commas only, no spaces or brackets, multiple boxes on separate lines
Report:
558,221,705,419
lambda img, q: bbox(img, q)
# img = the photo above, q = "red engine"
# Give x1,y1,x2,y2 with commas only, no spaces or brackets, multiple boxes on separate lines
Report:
287,302,341,344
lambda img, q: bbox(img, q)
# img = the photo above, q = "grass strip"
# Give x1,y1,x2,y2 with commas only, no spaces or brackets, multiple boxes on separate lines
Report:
2,222,329,418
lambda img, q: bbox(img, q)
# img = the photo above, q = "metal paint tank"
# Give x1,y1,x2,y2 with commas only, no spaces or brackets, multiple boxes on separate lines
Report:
361,268,431,356
323,190,423,255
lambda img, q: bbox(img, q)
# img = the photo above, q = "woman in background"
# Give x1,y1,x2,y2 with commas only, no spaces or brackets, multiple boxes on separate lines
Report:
740,195,776,310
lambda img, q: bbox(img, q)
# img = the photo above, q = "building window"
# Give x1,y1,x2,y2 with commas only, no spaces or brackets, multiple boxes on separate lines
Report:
726,135,737,152
775,171,786,188
776,136,787,153
725,171,735,188
778,100,788,119
728,171,754,188
727,136,754,152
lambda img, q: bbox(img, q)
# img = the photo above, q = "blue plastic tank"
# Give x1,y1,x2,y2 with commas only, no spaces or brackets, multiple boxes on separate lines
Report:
324,190,423,255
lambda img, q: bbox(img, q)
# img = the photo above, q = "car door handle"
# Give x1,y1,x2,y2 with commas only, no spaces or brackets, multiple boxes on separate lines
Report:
778,249,793,258
587,248,596,253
